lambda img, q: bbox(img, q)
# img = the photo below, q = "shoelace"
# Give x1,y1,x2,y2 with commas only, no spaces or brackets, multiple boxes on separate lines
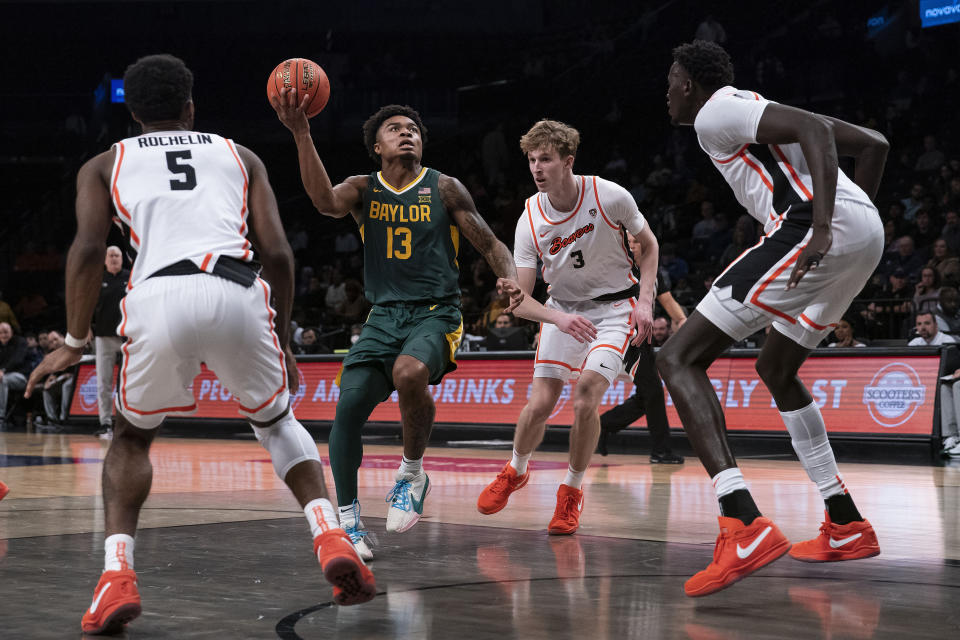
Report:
711,530,729,564
344,524,369,544
386,479,412,510
555,493,580,522
488,470,515,495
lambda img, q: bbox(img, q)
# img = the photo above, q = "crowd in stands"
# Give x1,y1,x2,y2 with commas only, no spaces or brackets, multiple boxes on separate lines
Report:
3,6,959,357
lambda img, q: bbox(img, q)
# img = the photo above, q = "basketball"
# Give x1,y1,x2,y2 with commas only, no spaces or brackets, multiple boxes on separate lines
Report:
266,58,330,118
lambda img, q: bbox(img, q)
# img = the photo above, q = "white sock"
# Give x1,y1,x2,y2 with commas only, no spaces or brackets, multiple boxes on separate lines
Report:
338,501,360,529
399,455,423,476
304,498,339,539
510,449,531,475
104,533,135,572
712,467,748,498
562,466,585,489
780,402,845,499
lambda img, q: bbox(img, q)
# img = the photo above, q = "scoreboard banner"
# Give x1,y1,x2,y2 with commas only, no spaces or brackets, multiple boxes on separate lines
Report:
69,352,941,436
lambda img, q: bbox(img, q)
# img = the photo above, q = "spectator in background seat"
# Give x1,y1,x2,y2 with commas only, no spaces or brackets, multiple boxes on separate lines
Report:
880,236,924,281
935,287,960,334
913,266,941,314
0,291,19,332
915,135,946,174
295,328,331,355
927,238,960,287
901,183,924,221
660,242,689,284
943,210,960,256
911,210,939,256
827,317,866,347
908,311,956,346
0,322,30,428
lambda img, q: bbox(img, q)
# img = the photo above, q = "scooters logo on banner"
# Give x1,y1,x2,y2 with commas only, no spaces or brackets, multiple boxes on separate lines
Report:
77,368,100,413
862,362,926,427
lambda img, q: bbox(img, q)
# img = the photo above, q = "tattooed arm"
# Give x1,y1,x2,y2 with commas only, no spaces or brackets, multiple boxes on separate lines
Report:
441,175,596,342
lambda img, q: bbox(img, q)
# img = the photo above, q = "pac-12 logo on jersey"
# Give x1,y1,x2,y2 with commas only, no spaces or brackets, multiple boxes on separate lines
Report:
549,223,595,255
588,208,598,218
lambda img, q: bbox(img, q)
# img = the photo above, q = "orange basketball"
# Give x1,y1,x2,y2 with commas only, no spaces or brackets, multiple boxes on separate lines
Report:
266,58,330,118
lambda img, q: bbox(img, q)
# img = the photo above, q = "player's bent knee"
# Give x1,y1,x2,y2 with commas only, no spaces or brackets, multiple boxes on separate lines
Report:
656,343,681,379
393,366,428,395
252,413,321,480
755,356,792,389
571,396,601,418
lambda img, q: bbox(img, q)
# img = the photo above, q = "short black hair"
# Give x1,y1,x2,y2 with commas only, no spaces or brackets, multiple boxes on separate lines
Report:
672,40,734,92
123,54,193,123
362,105,428,165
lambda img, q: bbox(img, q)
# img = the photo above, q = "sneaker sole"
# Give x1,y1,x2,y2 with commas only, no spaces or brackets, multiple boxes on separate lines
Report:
547,525,577,535
789,546,880,563
323,555,377,606
386,483,431,533
82,602,142,635
355,546,374,562
685,538,790,597
477,474,529,515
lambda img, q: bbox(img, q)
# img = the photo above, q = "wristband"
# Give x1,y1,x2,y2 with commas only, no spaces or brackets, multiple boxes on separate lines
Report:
65,333,87,349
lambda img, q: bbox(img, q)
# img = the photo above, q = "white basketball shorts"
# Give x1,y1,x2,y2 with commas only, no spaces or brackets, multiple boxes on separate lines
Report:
115,274,289,428
534,296,640,384
697,199,884,349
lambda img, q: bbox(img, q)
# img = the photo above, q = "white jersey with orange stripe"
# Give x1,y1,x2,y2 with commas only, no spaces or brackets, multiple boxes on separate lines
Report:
109,130,253,288
694,86,873,235
514,175,646,302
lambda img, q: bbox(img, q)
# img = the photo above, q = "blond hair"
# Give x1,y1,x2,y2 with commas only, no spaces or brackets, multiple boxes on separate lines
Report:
519,119,580,158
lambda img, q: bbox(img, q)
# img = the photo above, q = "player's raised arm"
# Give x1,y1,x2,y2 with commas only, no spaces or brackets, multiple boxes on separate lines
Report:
26,152,114,397
269,87,365,218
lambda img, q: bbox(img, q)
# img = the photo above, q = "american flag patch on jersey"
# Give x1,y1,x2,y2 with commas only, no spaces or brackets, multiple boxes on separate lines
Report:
419,187,431,194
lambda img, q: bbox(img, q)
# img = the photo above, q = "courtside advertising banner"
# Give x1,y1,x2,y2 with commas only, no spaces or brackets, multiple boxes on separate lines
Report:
70,354,939,436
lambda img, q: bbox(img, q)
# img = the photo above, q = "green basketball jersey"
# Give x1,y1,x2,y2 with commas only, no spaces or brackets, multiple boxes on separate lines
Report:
359,167,460,305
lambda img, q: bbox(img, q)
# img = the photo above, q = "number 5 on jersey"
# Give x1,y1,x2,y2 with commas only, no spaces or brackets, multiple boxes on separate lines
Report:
386,225,412,260
166,150,197,191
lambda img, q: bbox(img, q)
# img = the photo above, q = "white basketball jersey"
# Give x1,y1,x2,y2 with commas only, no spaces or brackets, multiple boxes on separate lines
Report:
110,130,252,288
514,175,645,302
694,87,872,235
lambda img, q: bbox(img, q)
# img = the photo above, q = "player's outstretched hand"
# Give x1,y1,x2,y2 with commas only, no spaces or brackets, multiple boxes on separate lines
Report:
496,277,525,313
787,228,832,290
557,313,597,344
284,346,301,393
269,87,310,136
24,346,83,399
630,303,653,346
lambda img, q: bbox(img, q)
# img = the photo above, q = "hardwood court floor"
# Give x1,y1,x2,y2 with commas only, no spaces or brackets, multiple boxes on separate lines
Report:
1,431,959,638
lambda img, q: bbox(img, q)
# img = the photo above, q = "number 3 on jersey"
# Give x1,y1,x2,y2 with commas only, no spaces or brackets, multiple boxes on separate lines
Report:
571,250,585,269
166,150,197,191
386,226,412,260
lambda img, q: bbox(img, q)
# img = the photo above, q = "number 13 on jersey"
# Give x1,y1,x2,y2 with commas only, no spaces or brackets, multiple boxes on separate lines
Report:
386,225,412,260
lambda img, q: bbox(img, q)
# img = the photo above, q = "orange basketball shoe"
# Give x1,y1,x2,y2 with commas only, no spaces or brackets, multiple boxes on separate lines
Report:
789,511,880,562
314,529,377,606
477,463,529,515
80,569,142,635
547,484,584,535
0,480,9,501
684,516,790,597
